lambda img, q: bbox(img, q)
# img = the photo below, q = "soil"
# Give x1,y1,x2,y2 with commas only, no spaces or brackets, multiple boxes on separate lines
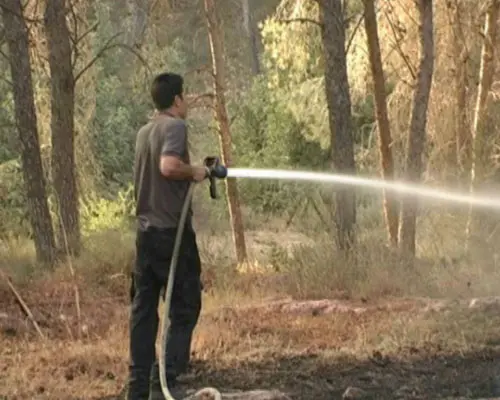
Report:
2,276,500,400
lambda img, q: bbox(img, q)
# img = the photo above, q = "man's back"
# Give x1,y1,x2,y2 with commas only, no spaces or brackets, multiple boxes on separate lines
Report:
134,114,192,231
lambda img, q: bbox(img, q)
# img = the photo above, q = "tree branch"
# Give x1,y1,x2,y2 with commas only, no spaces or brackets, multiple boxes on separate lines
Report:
74,33,121,84
0,2,43,23
68,0,79,44
277,17,323,27
276,13,360,28
0,46,9,63
0,74,13,87
184,63,212,77
187,92,214,106
346,12,365,54
383,8,416,80
73,21,99,48
74,34,151,84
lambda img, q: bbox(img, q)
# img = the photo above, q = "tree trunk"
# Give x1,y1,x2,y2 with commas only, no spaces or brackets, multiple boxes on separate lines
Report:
362,0,399,246
2,0,57,265
398,0,435,256
450,0,471,181
318,0,357,251
241,0,261,75
204,0,248,264
44,0,81,256
126,0,151,50
465,0,500,245
114,0,151,82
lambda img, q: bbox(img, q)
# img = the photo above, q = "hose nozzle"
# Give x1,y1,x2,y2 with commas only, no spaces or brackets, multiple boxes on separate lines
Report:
204,156,227,199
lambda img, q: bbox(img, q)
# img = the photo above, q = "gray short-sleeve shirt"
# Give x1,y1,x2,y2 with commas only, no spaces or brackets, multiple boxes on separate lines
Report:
134,114,192,231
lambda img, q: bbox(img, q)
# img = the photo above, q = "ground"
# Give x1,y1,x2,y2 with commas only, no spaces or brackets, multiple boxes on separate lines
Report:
2,262,500,400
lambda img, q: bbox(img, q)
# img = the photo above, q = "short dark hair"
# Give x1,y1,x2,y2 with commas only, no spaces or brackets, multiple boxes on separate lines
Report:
150,73,184,110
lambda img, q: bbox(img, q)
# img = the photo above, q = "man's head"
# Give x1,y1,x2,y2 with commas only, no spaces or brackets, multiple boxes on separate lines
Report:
150,72,187,119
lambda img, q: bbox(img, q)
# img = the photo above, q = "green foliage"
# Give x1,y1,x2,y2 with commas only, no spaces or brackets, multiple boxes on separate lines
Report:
352,93,376,146
89,9,195,190
0,78,16,164
91,76,149,188
80,186,135,234
0,159,30,237
231,76,329,213
259,0,376,154
260,1,323,89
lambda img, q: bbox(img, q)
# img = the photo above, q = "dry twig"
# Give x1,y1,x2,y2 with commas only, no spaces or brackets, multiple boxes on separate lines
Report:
0,269,45,340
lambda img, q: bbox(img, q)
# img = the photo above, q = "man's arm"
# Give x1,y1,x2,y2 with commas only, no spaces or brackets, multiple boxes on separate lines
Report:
159,122,207,181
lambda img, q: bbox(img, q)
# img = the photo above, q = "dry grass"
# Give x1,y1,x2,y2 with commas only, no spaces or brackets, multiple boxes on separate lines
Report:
2,206,500,399
2,286,500,399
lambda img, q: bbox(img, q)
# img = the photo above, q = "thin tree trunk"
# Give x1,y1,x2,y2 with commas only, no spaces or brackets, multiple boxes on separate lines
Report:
465,0,500,245
44,0,81,256
319,0,357,251
450,0,471,181
116,0,151,82
363,0,399,245
398,0,435,256
204,0,248,264
241,0,260,75
2,0,57,265
126,0,151,49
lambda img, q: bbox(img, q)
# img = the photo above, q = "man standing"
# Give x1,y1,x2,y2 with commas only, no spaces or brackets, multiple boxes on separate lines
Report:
128,72,209,400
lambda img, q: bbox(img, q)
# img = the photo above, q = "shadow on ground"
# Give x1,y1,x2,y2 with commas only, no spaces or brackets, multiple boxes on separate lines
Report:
101,348,500,400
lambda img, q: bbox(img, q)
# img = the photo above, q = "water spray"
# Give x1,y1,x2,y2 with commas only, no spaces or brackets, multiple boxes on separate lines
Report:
227,168,500,210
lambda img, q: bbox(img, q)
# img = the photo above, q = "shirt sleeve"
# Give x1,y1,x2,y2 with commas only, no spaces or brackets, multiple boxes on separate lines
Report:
161,121,187,158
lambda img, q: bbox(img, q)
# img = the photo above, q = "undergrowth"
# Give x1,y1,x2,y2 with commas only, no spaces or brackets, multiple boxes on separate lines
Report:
2,189,500,306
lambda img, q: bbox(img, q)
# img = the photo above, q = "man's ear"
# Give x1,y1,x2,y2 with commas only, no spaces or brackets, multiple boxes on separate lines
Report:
174,94,183,107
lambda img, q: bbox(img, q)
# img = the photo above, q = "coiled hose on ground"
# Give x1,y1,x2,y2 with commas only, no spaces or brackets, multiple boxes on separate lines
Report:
159,182,222,400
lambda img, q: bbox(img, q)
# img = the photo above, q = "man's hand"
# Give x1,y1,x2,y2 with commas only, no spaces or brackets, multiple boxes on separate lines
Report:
160,155,209,182
193,166,209,182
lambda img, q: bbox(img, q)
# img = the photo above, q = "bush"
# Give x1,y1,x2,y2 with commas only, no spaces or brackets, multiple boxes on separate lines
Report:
91,76,151,189
231,77,329,213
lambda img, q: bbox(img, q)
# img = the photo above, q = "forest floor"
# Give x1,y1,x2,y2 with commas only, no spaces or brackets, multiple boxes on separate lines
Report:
3,266,500,400
2,228,500,400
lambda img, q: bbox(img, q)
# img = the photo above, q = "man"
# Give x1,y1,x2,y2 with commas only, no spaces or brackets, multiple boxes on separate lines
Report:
128,72,209,400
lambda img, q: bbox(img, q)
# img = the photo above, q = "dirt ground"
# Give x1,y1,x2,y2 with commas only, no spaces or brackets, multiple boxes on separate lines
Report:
2,274,500,400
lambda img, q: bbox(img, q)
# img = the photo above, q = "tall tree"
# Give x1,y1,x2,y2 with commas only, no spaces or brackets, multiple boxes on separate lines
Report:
2,0,57,264
363,0,399,245
126,0,151,50
117,0,152,82
204,0,248,263
449,0,471,180
241,0,261,75
44,0,81,256
398,0,435,256
465,0,500,245
318,0,357,250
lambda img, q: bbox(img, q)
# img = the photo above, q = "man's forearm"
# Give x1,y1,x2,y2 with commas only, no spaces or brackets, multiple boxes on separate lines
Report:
160,157,208,181
164,161,196,180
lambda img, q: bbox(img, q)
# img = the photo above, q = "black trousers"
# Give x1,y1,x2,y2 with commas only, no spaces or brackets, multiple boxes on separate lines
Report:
127,226,202,400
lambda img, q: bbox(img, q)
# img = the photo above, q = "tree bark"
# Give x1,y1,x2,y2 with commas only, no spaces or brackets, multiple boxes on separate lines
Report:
2,0,57,265
318,0,357,251
204,0,248,264
449,0,471,181
126,0,151,50
241,0,261,75
362,0,399,246
465,0,500,245
398,0,435,256
44,0,81,256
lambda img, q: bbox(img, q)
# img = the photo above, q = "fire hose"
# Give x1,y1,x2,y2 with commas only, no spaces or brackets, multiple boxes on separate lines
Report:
159,157,227,400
